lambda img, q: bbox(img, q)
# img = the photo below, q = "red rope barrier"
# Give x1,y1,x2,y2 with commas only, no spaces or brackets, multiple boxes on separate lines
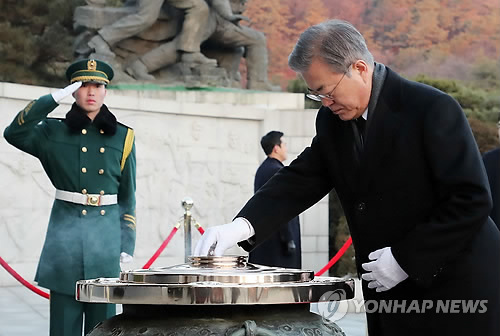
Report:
315,236,352,276
142,225,179,269
0,256,50,299
194,222,205,235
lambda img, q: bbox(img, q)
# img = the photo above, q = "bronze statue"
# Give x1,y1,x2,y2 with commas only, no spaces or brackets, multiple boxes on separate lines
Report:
74,0,274,90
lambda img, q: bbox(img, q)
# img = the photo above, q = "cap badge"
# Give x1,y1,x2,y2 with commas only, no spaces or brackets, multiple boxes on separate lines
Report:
87,60,97,71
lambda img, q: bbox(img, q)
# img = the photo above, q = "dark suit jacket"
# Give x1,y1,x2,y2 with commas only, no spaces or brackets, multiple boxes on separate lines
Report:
248,157,301,268
238,67,500,335
483,148,500,228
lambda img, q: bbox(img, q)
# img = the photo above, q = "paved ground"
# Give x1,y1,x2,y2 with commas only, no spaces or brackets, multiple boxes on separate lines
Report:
0,284,367,335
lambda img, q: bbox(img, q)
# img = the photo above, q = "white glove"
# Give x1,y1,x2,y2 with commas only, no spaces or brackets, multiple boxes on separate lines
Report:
194,217,255,256
120,252,133,264
361,247,408,292
51,81,82,103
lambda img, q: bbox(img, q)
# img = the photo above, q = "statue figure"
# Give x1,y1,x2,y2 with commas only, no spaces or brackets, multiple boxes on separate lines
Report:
87,0,217,71
74,0,274,90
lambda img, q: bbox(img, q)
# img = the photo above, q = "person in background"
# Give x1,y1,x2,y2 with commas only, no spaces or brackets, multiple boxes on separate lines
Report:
4,59,136,336
195,19,500,335
482,114,500,228
249,131,301,269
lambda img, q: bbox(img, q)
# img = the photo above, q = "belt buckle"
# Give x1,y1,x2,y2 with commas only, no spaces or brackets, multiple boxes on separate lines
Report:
87,195,101,206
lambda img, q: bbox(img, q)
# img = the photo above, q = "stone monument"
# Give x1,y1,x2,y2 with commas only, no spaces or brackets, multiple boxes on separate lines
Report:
73,0,275,90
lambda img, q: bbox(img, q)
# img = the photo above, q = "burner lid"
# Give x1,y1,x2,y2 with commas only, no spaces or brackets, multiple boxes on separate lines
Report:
76,256,355,305
120,256,314,284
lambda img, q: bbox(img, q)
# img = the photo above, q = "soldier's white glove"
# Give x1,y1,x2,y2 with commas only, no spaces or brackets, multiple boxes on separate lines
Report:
120,252,133,264
361,247,408,292
51,81,82,103
194,217,255,256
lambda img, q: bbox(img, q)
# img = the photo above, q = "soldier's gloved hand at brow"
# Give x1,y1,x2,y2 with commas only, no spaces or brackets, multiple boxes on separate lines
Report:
194,218,255,256
120,252,133,264
51,81,82,103
361,247,408,292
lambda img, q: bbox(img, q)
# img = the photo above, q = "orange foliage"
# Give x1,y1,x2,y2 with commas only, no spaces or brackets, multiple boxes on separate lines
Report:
244,0,500,87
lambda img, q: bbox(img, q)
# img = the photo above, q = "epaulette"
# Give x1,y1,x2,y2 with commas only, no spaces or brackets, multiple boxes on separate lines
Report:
117,121,134,130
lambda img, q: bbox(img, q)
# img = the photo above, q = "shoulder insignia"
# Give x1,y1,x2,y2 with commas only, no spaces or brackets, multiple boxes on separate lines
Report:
120,128,134,171
17,100,36,125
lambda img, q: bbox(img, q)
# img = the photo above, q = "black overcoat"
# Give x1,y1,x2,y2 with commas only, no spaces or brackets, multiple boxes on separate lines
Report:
238,68,500,335
248,157,301,269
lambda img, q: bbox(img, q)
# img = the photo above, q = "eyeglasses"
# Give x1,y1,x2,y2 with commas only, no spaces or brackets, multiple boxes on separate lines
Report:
306,71,347,102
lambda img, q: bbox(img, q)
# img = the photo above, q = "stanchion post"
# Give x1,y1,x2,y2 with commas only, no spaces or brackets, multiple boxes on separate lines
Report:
181,197,194,263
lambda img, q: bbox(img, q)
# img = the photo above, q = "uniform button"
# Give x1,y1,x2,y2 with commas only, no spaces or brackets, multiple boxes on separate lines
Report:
357,202,366,211
100,129,104,134
100,210,106,216
98,169,104,175
100,147,105,153
81,129,87,135
82,209,87,216
81,147,87,153
82,189,87,194
100,190,105,195
81,167,87,173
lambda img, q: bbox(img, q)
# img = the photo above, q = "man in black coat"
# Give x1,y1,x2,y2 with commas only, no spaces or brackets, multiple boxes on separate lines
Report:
248,131,301,269
195,20,500,335
482,117,500,228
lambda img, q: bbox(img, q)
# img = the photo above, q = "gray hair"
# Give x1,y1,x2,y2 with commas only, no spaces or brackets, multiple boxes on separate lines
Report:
288,19,374,75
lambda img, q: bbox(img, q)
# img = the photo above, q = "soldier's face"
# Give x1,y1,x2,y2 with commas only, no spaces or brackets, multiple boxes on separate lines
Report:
73,82,107,115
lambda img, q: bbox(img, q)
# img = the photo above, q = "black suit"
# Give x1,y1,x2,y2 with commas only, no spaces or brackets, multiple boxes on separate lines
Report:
248,157,301,268
483,148,500,228
238,67,500,335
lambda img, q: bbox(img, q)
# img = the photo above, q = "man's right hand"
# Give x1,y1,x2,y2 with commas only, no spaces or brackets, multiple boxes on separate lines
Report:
194,217,255,256
51,81,82,103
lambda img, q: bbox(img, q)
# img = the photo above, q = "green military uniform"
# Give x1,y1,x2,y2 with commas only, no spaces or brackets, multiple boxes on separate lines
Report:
3,59,136,335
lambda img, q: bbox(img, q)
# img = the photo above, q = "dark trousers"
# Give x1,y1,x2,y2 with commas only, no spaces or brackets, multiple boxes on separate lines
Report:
49,291,115,336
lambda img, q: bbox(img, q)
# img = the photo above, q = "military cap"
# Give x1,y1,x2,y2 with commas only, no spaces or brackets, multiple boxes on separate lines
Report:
66,59,114,85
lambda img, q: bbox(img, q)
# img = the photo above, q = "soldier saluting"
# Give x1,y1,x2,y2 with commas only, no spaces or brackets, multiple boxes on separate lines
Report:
4,59,136,336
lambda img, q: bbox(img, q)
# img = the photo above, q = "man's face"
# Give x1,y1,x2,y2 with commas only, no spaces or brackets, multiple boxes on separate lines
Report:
275,137,288,162
73,82,106,115
302,58,372,121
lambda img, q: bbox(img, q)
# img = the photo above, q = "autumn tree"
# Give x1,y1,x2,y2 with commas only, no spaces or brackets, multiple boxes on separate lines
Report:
0,0,85,86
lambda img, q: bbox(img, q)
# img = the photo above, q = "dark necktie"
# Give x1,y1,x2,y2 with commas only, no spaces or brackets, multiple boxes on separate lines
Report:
356,117,366,149
350,118,364,167
351,117,366,155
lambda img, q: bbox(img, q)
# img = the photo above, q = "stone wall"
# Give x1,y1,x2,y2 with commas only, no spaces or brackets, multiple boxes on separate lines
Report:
0,82,329,286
